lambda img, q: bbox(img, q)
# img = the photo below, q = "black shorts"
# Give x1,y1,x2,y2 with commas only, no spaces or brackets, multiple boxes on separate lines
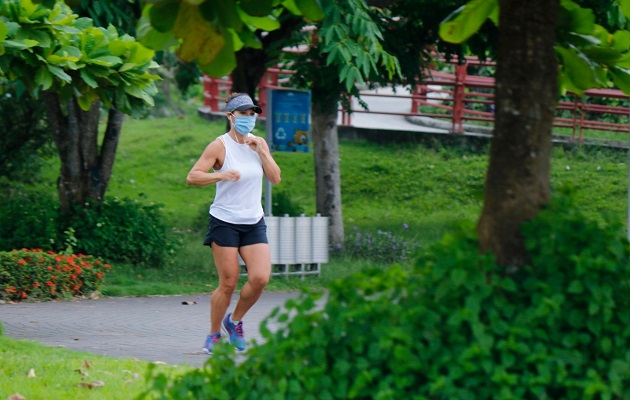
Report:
203,215,268,248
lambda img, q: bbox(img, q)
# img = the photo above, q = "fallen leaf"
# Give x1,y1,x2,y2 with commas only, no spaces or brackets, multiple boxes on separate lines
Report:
8,393,27,400
76,380,105,389
89,291,100,299
73,338,80,341
27,369,36,378
74,368,89,377
83,360,92,369
153,361,167,365
181,301,197,305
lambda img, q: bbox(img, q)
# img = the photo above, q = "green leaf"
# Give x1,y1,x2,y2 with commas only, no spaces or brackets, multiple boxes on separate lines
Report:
88,55,123,67
173,3,225,64
281,0,302,16
214,1,243,30
149,1,180,33
295,0,323,21
439,0,498,44
580,47,622,65
619,0,630,20
198,29,236,77
0,21,7,41
47,65,72,83
136,11,179,51
80,69,98,88
566,280,584,294
240,0,273,17
3,39,38,50
239,13,281,31
76,91,95,111
560,0,595,35
612,30,630,52
610,66,630,94
35,67,53,90
556,46,599,90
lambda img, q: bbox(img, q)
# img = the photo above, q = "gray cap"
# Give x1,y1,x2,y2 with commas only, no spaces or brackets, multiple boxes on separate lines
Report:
226,94,262,114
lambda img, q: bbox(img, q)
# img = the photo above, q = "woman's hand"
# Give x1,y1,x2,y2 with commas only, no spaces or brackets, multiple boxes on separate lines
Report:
244,136,266,154
221,169,241,182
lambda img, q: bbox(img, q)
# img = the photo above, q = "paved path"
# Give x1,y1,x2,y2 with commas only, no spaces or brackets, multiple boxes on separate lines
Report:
0,292,300,368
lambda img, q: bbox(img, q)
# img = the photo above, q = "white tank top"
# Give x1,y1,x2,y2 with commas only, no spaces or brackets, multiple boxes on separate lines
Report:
209,133,264,224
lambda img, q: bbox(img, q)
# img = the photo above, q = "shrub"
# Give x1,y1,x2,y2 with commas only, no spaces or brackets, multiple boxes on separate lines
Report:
0,249,110,302
0,191,59,252
329,224,421,264
0,82,53,182
0,194,177,268
141,195,630,399
62,198,177,267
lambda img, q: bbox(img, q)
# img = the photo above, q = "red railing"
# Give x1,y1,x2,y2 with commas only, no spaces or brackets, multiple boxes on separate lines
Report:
202,58,630,141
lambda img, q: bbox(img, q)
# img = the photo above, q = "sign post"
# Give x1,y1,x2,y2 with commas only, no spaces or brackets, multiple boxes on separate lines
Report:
264,88,311,215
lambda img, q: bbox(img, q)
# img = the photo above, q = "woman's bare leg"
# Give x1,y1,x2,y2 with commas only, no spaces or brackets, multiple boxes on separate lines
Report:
232,243,271,321
209,243,240,333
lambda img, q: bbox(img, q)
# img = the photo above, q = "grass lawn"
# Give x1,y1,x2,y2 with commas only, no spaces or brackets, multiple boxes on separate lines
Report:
0,335,193,400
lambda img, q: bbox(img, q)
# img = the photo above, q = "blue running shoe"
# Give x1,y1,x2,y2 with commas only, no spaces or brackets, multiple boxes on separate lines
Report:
203,332,221,354
222,313,246,351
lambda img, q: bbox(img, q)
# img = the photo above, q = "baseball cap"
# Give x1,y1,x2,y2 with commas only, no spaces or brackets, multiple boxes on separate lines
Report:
226,94,262,114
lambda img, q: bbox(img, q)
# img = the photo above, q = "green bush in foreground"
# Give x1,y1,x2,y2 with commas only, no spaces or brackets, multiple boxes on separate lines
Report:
0,249,110,302
141,195,630,399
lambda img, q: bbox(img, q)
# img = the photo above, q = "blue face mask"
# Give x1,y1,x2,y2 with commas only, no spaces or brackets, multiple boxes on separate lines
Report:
231,114,256,135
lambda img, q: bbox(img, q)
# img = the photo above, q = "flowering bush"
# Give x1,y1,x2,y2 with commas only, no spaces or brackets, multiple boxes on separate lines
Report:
329,224,421,263
0,249,110,302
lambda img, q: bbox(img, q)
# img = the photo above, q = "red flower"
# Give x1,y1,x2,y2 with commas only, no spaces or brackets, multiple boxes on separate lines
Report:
96,272,103,279
6,286,17,293
105,264,111,269
71,275,76,279
18,259,26,265
33,282,39,288
47,266,53,271
21,292,27,299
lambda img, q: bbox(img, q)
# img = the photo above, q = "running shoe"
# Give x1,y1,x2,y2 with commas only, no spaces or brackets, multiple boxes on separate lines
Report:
203,332,221,354
222,313,246,351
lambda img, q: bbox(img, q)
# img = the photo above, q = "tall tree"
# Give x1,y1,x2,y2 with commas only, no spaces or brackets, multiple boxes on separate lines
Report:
0,0,159,212
477,0,558,267
274,0,400,244
440,0,630,266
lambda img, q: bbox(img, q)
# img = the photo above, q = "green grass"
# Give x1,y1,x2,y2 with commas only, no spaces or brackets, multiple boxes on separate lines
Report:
0,336,192,400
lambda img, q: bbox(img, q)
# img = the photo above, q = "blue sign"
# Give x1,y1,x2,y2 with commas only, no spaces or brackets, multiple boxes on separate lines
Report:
266,89,311,152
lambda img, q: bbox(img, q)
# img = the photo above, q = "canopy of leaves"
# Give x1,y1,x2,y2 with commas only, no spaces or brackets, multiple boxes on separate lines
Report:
439,0,630,96
137,0,324,77
0,0,159,116
280,0,401,110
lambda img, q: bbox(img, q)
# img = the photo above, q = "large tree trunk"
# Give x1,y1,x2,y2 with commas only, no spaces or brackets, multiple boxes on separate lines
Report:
311,99,344,246
43,92,122,213
477,0,558,268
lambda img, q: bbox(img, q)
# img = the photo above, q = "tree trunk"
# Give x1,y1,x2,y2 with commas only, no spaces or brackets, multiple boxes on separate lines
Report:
96,108,124,200
477,0,558,268
43,92,122,213
311,99,344,246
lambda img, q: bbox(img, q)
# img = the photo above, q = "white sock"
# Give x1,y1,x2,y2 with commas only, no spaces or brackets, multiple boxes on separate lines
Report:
230,315,240,325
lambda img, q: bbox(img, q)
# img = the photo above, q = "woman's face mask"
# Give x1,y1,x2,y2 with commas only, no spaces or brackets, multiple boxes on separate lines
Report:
230,113,257,135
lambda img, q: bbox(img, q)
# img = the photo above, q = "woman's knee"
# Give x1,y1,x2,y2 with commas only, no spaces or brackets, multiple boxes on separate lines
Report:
218,277,239,293
248,273,270,290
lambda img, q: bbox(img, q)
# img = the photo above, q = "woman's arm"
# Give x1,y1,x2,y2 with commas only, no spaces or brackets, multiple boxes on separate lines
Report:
245,136,282,185
186,140,240,186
